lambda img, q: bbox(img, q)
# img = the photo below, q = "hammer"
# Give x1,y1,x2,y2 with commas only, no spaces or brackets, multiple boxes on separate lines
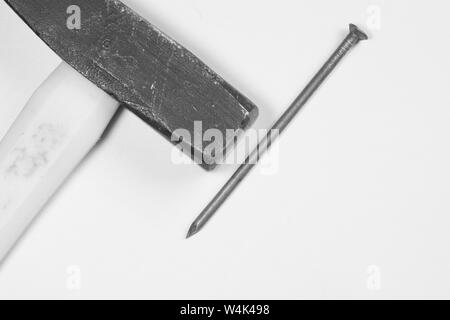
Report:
0,0,258,261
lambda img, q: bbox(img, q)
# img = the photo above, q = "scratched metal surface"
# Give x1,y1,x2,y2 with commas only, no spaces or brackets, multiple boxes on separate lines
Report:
4,0,258,170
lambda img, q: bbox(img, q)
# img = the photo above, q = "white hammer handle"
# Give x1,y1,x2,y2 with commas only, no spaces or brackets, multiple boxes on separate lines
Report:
0,62,120,261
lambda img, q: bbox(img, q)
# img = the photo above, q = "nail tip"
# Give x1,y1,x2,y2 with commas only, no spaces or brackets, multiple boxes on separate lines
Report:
186,225,199,239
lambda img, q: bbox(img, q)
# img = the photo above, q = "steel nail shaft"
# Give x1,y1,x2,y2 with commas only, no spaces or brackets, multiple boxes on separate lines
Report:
187,24,368,238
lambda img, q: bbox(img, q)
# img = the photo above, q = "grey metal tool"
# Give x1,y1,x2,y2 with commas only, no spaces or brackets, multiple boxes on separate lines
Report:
187,24,368,238
5,0,258,170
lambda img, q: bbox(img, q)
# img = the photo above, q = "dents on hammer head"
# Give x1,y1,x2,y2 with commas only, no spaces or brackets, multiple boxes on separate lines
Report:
7,0,259,171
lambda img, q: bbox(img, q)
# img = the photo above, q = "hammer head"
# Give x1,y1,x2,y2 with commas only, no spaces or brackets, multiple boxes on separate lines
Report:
5,0,258,170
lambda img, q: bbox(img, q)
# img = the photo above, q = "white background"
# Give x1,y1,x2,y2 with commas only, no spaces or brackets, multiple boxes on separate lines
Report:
1,0,450,299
